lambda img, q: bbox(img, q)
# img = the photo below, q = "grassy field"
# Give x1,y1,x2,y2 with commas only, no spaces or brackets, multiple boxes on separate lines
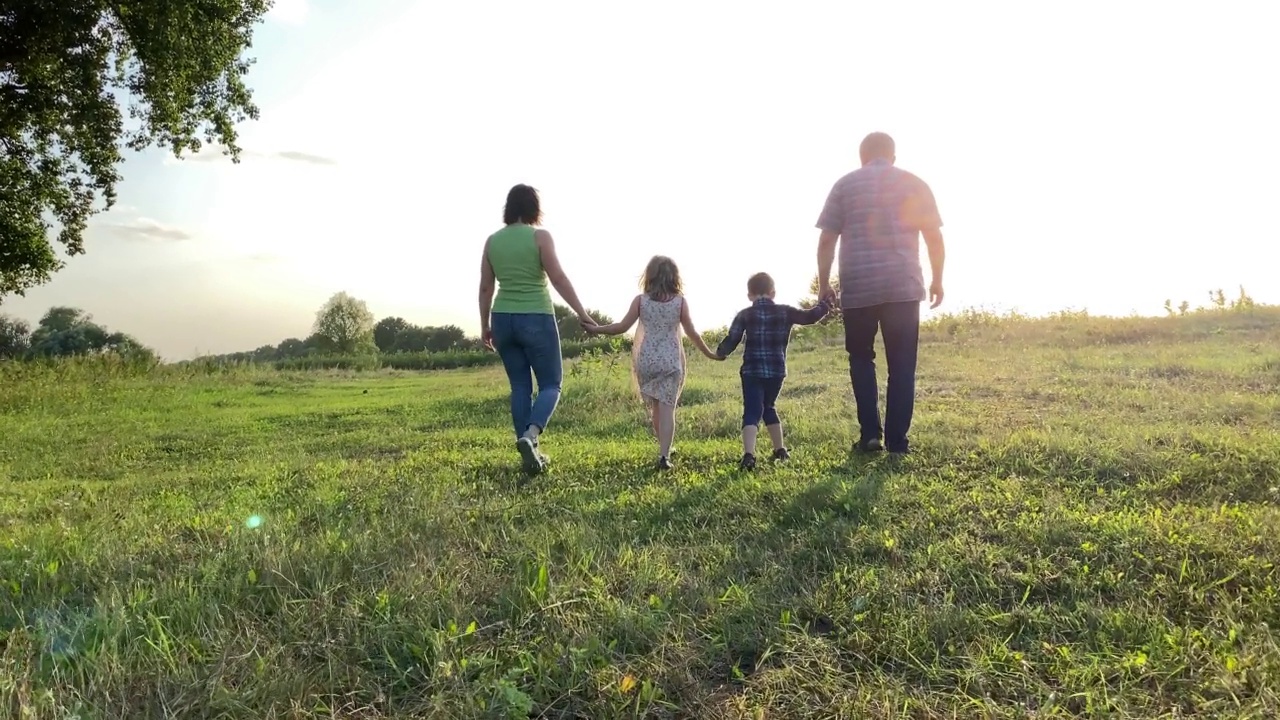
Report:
2,308,1279,719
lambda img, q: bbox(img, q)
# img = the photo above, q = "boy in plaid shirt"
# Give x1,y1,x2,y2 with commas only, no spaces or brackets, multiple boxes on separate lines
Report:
716,272,831,470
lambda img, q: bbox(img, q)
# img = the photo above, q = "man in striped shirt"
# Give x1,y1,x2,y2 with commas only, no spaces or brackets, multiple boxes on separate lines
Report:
815,132,946,455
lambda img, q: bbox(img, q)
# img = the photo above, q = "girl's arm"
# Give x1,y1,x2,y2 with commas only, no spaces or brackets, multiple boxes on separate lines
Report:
679,298,723,360
587,295,641,336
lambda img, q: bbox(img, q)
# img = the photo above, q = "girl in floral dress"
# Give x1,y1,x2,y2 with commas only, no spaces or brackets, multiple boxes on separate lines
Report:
587,256,722,469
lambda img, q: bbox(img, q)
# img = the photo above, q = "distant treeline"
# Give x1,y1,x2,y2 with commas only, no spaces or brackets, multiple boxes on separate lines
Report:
0,307,157,363
260,338,632,372
189,295,626,368
3,285,1265,370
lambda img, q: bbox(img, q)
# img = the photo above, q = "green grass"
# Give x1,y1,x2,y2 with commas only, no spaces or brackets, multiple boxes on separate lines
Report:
2,308,1279,718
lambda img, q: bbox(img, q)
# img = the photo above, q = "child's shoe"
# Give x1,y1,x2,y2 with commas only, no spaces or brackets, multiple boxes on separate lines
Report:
738,453,757,471
771,447,791,462
656,456,673,471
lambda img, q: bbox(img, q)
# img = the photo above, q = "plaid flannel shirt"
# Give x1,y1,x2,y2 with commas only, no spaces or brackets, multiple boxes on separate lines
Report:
716,298,830,378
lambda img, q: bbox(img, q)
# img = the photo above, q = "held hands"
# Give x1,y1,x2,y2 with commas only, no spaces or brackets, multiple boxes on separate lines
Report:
819,282,838,306
579,313,600,335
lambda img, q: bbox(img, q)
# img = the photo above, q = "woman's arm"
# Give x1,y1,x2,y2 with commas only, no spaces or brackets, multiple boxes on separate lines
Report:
478,239,496,350
680,298,722,360
535,229,592,324
588,295,641,336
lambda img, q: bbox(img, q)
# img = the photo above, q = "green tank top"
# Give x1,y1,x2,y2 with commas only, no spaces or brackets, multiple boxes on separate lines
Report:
487,223,554,314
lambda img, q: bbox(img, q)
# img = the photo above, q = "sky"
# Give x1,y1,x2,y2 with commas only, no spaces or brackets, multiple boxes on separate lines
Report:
5,0,1279,360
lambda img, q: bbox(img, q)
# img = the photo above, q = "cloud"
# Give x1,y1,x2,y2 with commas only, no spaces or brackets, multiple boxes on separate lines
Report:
98,217,194,243
267,0,309,25
171,144,337,166
241,253,283,264
274,150,337,166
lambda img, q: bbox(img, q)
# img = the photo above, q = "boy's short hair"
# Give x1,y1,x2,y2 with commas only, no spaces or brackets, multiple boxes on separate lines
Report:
747,272,775,297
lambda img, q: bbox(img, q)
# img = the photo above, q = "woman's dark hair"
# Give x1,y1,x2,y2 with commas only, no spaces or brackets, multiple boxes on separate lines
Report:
503,184,542,225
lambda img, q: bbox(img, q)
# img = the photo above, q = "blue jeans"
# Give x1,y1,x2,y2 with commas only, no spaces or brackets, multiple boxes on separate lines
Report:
491,313,562,438
843,301,920,453
742,375,785,428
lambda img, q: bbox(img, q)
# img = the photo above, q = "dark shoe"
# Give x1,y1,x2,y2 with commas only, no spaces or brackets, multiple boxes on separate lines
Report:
855,438,884,453
517,436,543,475
738,453,757,471
771,447,791,462
656,456,673,471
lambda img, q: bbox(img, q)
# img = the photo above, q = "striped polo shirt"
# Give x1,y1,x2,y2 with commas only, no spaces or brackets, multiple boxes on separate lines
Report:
815,159,943,309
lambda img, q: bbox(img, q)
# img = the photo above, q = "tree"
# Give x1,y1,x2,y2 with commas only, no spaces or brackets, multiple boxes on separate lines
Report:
251,344,277,362
313,292,375,354
426,325,467,353
303,332,332,353
25,306,154,360
554,304,613,342
28,307,107,355
1,1,272,297
36,306,88,334
276,337,307,358
390,325,431,353
373,316,410,353
0,315,31,358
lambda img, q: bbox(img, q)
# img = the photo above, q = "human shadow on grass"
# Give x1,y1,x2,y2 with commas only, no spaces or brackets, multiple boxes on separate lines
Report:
0,454,931,718
568,451,902,682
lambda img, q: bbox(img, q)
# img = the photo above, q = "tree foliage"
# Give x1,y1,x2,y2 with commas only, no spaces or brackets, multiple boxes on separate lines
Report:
24,306,155,360
374,317,470,354
276,337,307,358
0,314,31,358
419,324,466,353
0,0,272,297
373,316,410,353
313,292,375,355
799,275,842,324
554,304,613,342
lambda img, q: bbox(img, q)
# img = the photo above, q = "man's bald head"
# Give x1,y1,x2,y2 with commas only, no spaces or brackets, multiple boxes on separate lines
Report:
859,132,896,166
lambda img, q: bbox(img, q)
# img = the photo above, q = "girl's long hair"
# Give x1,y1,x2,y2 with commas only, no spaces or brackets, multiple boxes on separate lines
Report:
640,255,682,299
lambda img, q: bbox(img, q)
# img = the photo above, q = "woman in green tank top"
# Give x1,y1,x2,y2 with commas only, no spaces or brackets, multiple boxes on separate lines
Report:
478,184,595,475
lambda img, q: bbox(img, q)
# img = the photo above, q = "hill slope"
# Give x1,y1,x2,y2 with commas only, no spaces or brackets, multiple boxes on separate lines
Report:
2,309,1279,718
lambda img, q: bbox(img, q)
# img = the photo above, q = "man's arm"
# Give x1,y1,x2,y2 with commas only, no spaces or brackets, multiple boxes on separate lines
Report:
922,228,945,308
816,231,839,304
815,180,843,305
908,178,945,308
715,312,747,359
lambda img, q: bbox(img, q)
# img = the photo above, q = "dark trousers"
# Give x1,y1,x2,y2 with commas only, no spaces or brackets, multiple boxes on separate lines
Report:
842,301,920,453
741,375,785,428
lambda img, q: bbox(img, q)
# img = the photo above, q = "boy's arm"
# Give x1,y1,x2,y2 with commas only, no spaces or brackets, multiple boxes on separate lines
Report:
715,312,747,358
787,300,831,326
